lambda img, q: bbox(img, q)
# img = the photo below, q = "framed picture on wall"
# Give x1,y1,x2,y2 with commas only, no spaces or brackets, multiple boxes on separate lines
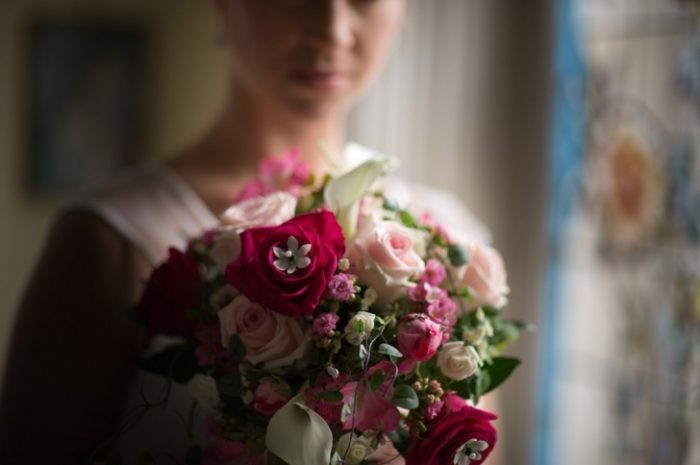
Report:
26,16,146,194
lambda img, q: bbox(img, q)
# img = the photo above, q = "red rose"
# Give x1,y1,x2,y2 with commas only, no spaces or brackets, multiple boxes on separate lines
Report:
226,211,345,318
137,247,200,339
406,393,497,465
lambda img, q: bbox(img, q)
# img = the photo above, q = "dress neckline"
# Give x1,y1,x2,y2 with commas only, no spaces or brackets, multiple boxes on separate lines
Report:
156,163,220,226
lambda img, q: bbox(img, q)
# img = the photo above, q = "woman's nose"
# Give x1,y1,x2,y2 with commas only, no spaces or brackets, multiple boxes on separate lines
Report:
305,0,355,50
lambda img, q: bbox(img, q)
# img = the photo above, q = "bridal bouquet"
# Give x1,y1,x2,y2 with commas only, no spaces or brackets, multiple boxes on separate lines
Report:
136,147,524,465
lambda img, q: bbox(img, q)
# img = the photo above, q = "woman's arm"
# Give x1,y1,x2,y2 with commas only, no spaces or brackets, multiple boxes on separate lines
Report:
0,211,150,465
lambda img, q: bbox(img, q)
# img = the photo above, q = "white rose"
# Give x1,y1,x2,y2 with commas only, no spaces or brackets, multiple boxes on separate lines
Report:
343,311,375,346
456,241,509,310
187,374,220,409
220,191,297,230
348,219,425,304
437,341,481,381
210,227,241,272
335,433,373,465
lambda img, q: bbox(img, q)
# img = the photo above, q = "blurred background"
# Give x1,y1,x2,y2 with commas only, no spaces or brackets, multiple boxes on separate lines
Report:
0,0,698,464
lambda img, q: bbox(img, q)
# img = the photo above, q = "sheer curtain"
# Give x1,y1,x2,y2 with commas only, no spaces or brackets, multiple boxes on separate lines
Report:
349,2,554,465
348,0,488,200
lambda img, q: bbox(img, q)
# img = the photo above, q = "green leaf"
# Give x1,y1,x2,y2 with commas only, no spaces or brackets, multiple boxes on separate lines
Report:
392,384,419,410
378,343,403,359
448,244,470,267
228,334,247,361
398,210,419,229
218,374,243,398
382,198,399,212
318,390,343,402
469,370,490,405
386,426,411,456
482,357,521,394
369,370,387,391
185,445,202,465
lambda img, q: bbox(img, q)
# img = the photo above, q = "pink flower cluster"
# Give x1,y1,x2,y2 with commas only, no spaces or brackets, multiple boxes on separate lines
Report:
408,259,457,340
235,148,312,201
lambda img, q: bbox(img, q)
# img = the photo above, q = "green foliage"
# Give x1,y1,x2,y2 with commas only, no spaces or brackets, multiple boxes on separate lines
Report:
392,384,419,410
318,390,344,402
370,370,387,391
228,334,247,361
398,210,419,229
447,243,470,267
481,357,521,393
386,426,411,456
382,197,400,212
377,343,403,359
218,374,243,398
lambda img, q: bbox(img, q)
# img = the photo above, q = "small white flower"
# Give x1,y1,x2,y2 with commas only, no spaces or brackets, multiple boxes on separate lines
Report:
273,236,312,274
344,311,375,346
338,258,350,271
453,438,489,465
437,341,481,381
326,365,340,379
335,433,373,465
187,374,220,409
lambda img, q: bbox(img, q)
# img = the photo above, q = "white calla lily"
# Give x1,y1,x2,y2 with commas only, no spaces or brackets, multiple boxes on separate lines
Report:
265,396,333,465
324,156,393,239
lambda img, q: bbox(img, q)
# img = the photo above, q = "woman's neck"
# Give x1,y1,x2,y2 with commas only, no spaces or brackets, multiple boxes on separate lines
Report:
168,83,347,215
193,84,347,177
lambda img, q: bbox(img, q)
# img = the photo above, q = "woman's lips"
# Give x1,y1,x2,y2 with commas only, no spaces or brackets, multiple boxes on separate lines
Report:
289,69,349,89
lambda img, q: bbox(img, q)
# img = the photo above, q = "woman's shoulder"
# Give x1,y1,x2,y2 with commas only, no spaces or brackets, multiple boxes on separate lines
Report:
344,143,491,244
385,175,492,244
60,162,218,265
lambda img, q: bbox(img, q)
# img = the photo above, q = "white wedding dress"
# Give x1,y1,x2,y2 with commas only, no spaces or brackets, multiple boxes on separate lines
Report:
67,145,489,463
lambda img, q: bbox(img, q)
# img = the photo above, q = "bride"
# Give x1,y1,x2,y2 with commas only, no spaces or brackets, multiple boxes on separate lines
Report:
0,1,499,464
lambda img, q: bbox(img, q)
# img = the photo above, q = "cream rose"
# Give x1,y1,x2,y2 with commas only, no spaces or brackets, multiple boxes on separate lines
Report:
349,219,425,303
218,296,309,369
220,190,297,230
457,242,509,310
335,433,373,465
187,374,220,409
343,311,375,345
437,341,481,381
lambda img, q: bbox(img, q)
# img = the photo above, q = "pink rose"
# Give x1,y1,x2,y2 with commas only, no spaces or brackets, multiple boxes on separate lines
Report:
348,219,425,303
249,377,291,417
397,314,443,361
220,191,297,230
218,296,309,369
226,211,345,318
305,373,352,425
203,416,265,465
406,393,497,465
457,242,509,310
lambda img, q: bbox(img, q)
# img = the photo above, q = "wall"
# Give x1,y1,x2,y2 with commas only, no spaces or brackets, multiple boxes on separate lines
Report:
0,0,228,382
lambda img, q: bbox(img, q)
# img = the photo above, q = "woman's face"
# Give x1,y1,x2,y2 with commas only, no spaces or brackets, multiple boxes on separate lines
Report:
218,0,405,117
